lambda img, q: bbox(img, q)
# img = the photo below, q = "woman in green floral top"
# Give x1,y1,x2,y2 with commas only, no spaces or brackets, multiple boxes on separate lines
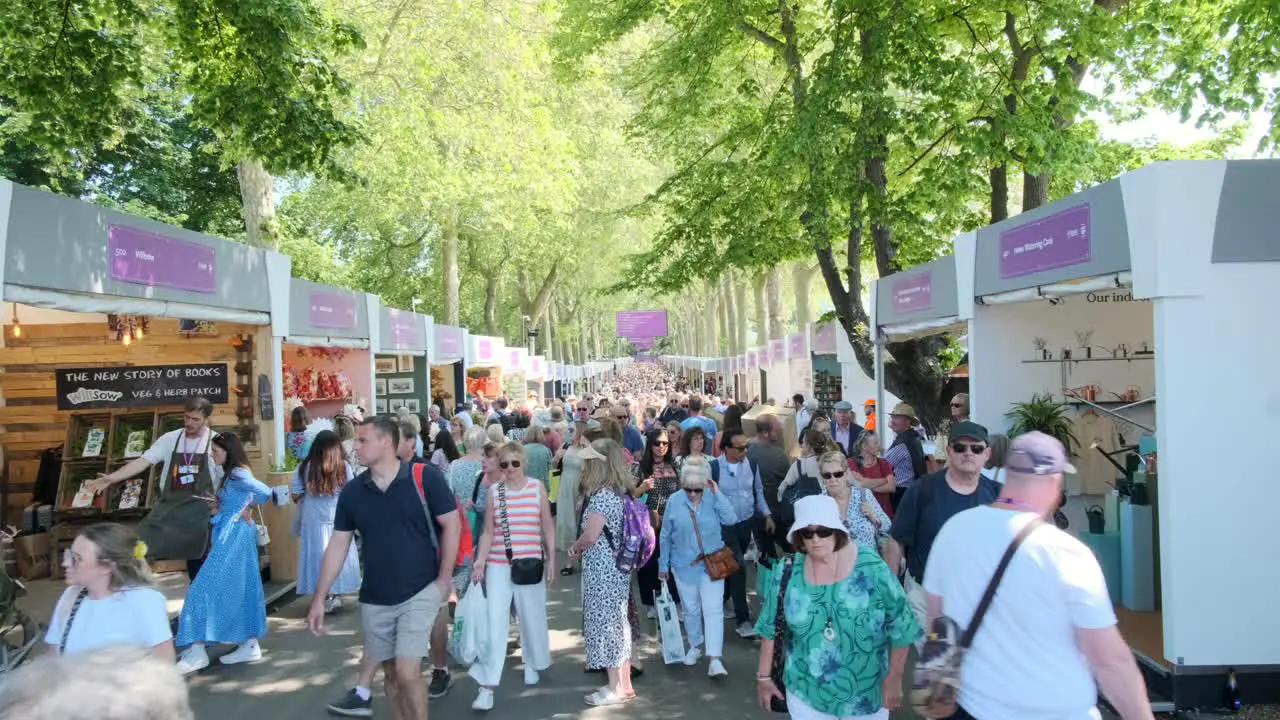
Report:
755,495,920,719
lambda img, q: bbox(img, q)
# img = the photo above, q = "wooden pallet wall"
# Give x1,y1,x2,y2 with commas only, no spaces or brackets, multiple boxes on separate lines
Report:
0,319,256,520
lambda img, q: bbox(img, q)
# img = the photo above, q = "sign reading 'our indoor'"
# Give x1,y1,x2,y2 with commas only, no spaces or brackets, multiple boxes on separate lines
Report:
109,225,217,294
56,363,229,410
999,203,1092,279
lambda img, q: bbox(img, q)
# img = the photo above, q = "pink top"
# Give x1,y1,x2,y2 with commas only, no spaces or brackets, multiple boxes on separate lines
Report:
488,481,544,564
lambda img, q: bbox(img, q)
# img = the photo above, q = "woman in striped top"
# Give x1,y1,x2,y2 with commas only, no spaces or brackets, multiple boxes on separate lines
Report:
468,441,556,712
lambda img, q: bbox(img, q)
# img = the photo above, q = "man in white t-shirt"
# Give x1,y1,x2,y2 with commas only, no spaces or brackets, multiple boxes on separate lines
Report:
923,432,1153,720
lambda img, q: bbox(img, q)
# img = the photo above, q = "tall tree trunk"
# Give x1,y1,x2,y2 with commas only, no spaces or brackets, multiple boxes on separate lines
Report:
1022,172,1049,210
708,288,721,356
722,272,738,353
442,210,461,325
752,272,768,346
543,307,553,361
483,275,500,335
715,281,728,353
237,158,277,249
577,310,588,364
766,266,785,339
792,263,815,329
990,164,1009,223
734,281,748,354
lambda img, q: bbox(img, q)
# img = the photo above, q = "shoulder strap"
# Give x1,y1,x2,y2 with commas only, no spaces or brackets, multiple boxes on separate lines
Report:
59,587,89,654
498,482,513,561
413,463,443,557
687,503,709,565
958,517,1044,648
473,471,484,504
772,557,796,650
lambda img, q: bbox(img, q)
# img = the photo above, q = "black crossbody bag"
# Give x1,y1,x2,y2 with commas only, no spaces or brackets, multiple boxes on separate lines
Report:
498,482,545,585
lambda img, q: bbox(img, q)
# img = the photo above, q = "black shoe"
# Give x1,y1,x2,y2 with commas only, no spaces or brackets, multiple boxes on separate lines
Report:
428,668,453,699
559,567,575,576
631,664,644,679
327,689,373,717
585,666,605,674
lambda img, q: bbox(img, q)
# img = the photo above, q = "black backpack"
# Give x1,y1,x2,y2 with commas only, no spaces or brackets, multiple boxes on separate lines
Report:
776,460,822,532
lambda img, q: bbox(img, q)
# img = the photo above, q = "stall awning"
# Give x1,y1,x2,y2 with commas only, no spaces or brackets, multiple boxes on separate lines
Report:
880,317,967,342
976,271,1131,305
6,284,270,325
285,335,370,350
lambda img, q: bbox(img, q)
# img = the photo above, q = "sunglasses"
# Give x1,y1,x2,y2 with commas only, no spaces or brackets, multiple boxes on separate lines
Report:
499,460,522,469
797,526,837,541
950,442,987,455
950,403,965,408
820,470,846,480
654,440,669,447
685,488,703,495
729,444,747,451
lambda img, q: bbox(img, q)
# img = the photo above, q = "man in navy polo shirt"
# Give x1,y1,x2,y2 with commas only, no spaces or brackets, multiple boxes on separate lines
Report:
309,416,461,720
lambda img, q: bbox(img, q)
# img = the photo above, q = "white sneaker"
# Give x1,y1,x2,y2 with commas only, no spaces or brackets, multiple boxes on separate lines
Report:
524,667,540,686
708,658,728,678
683,647,702,666
219,640,263,665
472,688,495,711
646,606,657,620
175,646,209,675
324,595,343,614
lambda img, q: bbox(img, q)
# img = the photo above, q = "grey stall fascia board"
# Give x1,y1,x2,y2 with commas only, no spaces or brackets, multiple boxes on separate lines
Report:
378,306,430,355
874,254,960,327
288,277,370,339
1211,159,1280,264
973,178,1131,297
2,180,271,312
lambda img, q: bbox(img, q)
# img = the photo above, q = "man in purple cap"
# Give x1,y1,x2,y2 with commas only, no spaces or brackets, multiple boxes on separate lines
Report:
921,432,1153,720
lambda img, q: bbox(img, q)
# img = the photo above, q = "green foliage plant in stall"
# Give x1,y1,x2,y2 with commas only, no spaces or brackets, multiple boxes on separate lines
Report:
1005,393,1079,454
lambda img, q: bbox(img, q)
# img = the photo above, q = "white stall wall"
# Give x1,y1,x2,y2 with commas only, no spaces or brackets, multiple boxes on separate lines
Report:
1155,262,1280,666
969,291,1156,439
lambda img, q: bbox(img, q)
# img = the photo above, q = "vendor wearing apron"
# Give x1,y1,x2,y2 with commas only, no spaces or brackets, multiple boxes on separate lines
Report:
88,396,221,579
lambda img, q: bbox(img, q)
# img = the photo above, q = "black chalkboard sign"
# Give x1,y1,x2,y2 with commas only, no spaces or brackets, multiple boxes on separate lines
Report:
258,373,274,421
55,363,229,410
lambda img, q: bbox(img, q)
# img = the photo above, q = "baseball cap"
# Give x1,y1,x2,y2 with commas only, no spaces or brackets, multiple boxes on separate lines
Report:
833,400,853,411
947,421,988,443
1005,431,1076,475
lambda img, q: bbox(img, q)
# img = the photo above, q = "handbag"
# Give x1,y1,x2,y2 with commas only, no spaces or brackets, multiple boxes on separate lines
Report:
254,505,270,547
769,556,796,713
498,481,544,585
910,518,1043,718
687,503,739,581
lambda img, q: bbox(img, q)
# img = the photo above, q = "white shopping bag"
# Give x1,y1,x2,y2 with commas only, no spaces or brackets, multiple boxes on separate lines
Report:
449,583,489,666
656,588,686,664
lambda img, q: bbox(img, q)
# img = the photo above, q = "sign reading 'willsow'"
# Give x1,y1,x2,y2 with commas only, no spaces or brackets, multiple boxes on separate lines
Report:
56,363,229,410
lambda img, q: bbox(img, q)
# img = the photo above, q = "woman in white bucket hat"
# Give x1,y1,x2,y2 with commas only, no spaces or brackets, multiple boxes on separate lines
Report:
754,495,920,720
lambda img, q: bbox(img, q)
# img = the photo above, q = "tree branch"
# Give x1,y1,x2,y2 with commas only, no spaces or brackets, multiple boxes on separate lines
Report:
737,20,784,53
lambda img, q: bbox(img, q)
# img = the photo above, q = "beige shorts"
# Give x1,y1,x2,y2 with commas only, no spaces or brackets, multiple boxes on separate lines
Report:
362,582,446,664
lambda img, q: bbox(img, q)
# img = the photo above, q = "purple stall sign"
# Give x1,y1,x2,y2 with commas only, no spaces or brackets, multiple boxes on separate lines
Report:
434,325,462,358
759,345,771,367
788,333,806,358
385,309,424,349
999,203,1092,279
109,225,216,294
616,310,669,338
631,337,656,350
309,290,358,329
747,349,759,369
770,338,786,362
476,337,495,362
812,323,837,354
892,271,934,312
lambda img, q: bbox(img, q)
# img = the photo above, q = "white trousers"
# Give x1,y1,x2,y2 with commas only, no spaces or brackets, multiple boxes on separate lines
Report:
673,573,725,659
466,564,551,687
786,691,888,720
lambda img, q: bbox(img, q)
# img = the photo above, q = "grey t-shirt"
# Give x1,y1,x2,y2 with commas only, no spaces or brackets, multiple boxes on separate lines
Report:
889,470,1001,581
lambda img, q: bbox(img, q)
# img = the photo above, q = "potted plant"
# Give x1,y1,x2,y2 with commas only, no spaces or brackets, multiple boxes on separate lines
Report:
1005,393,1079,453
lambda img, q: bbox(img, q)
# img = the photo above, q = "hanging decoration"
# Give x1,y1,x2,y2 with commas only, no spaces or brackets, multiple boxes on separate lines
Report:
10,303,21,339
107,314,149,346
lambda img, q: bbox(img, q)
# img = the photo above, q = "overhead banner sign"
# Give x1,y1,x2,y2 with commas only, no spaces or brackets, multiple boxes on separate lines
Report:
109,225,216,294
616,310,669,338
891,271,934,312
56,363,229,410
309,289,359,329
999,203,1092,279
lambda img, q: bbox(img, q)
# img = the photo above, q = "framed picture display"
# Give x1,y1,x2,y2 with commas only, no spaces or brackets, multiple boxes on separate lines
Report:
398,355,415,373
388,377,415,395
403,398,420,413
375,378,387,395
389,398,406,411
375,399,388,413
375,357,398,375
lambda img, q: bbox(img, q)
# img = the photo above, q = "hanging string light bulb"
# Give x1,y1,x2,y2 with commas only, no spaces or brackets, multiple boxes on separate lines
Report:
10,304,21,339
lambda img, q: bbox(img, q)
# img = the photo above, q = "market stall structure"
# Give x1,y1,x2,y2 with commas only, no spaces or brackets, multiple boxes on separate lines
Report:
429,323,467,415
0,178,289,620
374,308,430,416
279,279,375,427
967,159,1280,707
465,334,505,401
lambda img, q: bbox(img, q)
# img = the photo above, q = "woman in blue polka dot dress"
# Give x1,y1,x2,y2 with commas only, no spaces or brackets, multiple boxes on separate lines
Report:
174,432,271,675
